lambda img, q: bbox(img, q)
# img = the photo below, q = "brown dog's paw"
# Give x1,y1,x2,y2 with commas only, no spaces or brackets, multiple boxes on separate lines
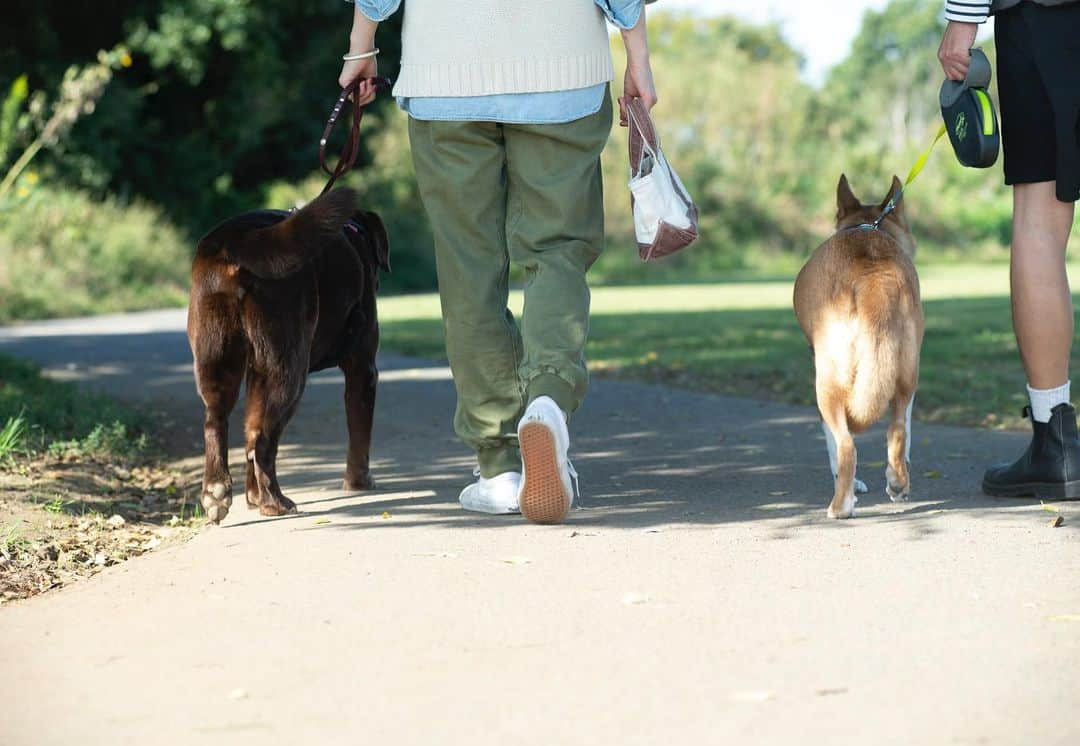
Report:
202,481,233,525
259,495,298,517
343,473,377,492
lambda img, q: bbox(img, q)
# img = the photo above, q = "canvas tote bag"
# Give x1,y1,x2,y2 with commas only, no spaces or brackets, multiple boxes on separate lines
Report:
624,97,699,261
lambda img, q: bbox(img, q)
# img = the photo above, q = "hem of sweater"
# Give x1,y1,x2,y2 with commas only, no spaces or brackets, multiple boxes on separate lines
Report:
399,99,604,125
391,53,615,99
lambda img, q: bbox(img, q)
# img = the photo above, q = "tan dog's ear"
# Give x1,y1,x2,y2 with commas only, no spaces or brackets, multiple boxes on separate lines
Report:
879,175,905,219
837,174,861,219
356,211,390,272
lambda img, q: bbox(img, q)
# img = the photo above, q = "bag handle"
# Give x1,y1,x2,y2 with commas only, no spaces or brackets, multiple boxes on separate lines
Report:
624,97,661,176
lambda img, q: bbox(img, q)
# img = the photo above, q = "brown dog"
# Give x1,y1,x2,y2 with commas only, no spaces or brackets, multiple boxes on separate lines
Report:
793,175,924,519
187,188,389,524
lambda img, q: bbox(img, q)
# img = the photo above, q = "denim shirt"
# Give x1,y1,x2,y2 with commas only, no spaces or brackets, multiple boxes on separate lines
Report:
351,0,644,123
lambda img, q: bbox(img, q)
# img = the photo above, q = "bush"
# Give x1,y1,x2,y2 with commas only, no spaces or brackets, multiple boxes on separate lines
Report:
0,184,190,322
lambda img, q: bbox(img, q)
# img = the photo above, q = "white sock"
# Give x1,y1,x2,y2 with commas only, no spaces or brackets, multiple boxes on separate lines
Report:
1027,381,1071,423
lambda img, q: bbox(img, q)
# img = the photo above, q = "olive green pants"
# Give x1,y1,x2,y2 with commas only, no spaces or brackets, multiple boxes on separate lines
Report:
408,95,612,478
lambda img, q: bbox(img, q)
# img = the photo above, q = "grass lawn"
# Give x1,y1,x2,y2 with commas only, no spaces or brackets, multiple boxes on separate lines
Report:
379,263,1080,430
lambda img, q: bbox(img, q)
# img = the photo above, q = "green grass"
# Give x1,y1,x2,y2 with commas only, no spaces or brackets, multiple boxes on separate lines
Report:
0,414,28,464
0,352,152,462
378,263,1080,430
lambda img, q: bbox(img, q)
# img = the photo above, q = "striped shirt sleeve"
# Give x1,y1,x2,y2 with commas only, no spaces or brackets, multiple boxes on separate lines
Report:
945,1,991,23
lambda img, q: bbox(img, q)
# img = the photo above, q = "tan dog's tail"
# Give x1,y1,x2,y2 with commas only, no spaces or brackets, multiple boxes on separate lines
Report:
844,274,915,430
846,321,898,431
224,188,356,280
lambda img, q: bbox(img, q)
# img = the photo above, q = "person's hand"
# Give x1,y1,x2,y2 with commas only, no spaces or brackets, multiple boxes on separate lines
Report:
618,7,657,126
938,21,978,81
338,56,379,105
621,55,657,126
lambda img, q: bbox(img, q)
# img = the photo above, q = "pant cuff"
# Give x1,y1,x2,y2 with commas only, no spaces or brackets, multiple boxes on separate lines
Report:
526,373,576,416
477,445,521,479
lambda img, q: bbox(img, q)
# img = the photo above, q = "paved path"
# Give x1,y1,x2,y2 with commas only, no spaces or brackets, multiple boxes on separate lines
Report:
1,309,1077,745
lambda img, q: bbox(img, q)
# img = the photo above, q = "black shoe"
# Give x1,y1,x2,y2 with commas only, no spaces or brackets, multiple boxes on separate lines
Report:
982,402,1080,499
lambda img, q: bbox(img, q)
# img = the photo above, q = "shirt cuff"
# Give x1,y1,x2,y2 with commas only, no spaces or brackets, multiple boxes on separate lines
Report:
350,0,400,23
597,0,646,30
944,1,990,24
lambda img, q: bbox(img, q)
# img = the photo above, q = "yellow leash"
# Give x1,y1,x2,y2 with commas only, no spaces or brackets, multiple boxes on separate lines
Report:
863,123,948,230
904,123,948,188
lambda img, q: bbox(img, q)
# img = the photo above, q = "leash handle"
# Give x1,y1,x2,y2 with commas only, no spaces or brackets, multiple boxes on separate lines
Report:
319,76,391,196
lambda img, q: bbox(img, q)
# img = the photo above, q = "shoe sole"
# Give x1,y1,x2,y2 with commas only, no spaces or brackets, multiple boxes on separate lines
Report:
518,421,571,524
982,478,1080,500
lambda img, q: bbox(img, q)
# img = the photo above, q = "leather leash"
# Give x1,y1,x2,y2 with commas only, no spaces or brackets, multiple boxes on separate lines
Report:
318,76,392,196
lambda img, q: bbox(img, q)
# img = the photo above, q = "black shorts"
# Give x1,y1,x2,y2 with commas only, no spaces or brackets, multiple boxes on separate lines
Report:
994,2,1080,202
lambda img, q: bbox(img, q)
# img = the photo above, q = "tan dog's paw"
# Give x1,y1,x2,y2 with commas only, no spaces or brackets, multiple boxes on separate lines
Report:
202,481,233,525
885,464,910,502
827,493,857,519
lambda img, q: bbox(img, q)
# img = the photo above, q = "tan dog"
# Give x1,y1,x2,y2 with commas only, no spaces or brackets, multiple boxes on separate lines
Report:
793,175,924,519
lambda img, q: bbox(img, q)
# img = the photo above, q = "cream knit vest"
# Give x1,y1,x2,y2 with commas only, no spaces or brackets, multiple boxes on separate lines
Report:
392,0,615,98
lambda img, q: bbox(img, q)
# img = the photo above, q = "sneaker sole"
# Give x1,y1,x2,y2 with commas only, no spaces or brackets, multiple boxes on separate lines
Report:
982,478,1080,500
518,421,571,524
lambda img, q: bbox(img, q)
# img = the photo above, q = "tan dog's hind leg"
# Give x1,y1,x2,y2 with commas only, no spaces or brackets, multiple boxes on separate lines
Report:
820,392,858,519
886,394,914,502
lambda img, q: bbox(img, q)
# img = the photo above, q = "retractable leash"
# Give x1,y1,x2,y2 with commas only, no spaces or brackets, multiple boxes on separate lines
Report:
857,49,1000,232
318,76,392,196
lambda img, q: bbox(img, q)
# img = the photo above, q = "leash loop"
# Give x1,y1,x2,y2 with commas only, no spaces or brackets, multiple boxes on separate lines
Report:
318,76,391,196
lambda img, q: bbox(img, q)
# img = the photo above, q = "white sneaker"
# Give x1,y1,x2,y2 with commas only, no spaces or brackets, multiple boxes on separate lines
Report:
459,469,521,515
516,396,578,524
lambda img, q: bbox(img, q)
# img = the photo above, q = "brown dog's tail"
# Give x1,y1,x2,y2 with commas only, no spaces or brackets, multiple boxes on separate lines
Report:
223,188,357,280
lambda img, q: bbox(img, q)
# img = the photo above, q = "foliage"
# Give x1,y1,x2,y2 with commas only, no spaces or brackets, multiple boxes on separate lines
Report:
0,353,152,463
0,185,190,322
0,0,1073,313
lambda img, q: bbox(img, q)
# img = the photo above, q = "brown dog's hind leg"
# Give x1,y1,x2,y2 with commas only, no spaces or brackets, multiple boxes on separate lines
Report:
886,393,914,502
243,372,303,517
191,320,245,525
340,342,378,491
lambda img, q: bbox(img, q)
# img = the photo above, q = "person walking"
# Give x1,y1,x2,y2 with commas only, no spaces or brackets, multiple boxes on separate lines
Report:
339,1,657,523
939,1,1080,498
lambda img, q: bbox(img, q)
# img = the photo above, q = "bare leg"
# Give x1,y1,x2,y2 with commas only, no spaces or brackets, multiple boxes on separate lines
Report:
1010,182,1075,389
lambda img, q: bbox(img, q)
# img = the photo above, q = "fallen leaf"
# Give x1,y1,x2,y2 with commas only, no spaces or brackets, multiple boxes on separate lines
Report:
142,537,162,551
922,470,940,479
1049,614,1080,623
1040,502,1060,513
106,514,126,528
768,491,790,497
865,460,886,468
731,690,775,703
622,592,649,606
1048,515,1064,528
816,687,848,697
313,518,331,525
380,511,391,520
643,528,663,534
501,556,531,566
